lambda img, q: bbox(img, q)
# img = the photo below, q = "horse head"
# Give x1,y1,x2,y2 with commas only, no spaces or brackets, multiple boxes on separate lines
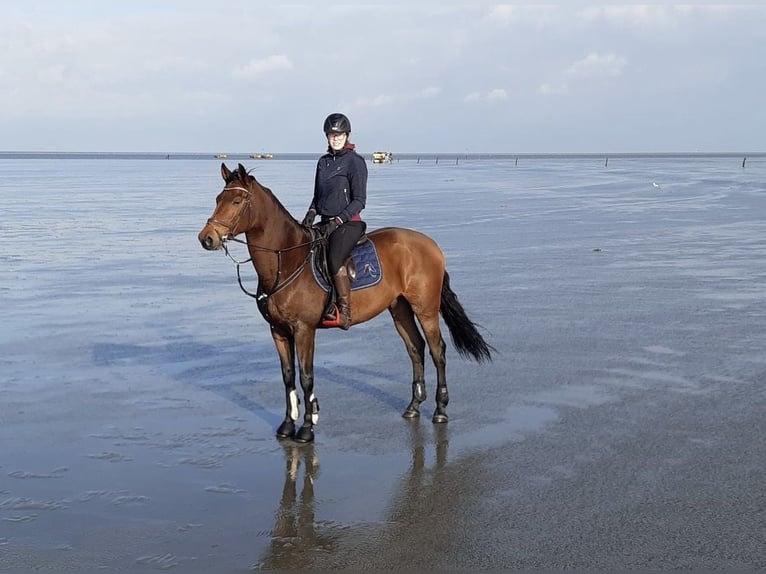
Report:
198,163,256,250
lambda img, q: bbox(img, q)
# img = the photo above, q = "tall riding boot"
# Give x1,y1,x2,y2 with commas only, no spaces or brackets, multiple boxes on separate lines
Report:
331,267,352,330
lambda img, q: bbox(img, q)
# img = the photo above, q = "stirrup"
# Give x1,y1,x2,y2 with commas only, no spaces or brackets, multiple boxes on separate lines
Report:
321,306,342,328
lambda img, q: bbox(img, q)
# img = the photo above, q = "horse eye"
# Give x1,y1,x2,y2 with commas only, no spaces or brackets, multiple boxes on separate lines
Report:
232,198,242,205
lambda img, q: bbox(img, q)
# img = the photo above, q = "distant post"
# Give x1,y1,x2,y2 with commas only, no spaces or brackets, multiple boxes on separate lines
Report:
605,157,609,167
742,157,747,168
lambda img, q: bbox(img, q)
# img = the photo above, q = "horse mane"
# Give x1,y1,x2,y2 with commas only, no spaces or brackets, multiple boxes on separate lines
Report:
230,166,301,226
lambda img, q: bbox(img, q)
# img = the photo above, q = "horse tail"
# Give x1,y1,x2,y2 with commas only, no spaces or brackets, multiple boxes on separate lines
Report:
439,271,494,363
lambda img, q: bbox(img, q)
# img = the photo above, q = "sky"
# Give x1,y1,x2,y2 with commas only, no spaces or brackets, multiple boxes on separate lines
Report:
2,2,764,154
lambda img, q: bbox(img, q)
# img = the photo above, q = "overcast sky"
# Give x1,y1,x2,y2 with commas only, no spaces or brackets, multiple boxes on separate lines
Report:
2,3,764,154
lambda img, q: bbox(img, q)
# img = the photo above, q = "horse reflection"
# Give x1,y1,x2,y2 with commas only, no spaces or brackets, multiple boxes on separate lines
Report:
400,422,449,491
258,426,450,570
258,442,335,570
388,423,449,524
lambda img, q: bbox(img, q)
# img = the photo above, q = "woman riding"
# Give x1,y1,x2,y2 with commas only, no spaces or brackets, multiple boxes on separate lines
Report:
302,113,368,330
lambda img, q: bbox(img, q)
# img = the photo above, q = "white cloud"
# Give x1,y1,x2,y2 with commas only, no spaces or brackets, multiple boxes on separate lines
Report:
37,64,68,85
487,88,508,101
344,94,395,109
573,5,751,30
232,54,293,80
567,52,626,79
577,6,676,29
539,83,567,96
346,88,440,110
487,5,518,23
417,86,442,99
1,4,765,152
465,89,508,103
540,51,627,97
368,94,394,107
486,5,558,27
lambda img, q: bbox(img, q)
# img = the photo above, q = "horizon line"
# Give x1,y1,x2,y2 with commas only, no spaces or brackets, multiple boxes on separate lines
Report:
2,150,765,158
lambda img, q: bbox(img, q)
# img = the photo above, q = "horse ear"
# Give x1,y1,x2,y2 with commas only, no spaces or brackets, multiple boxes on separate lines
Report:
237,163,248,182
221,163,232,181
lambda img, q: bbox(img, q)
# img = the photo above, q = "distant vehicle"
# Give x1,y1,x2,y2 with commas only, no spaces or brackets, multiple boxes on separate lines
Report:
215,153,228,159
372,151,393,164
250,153,274,159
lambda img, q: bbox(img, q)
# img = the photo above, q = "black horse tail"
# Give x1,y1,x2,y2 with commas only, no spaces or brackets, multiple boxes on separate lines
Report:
439,271,494,363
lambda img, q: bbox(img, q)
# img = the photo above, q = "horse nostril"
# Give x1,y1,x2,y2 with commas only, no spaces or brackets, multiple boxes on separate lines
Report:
200,235,214,250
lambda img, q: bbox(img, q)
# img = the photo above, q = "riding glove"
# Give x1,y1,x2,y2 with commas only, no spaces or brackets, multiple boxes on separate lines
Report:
301,209,317,227
322,219,338,237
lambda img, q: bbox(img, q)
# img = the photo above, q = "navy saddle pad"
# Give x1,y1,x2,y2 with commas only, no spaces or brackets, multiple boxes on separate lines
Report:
312,239,383,292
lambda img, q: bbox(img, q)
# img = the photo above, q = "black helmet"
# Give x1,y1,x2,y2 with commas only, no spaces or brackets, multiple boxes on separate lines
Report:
323,113,351,135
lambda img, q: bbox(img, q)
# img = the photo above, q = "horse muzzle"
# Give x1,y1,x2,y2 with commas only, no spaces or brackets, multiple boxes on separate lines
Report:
198,225,225,251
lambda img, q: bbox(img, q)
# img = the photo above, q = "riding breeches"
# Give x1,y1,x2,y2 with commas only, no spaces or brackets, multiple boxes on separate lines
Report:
327,221,366,275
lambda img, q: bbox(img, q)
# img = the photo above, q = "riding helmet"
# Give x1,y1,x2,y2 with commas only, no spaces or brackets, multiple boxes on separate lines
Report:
323,113,351,135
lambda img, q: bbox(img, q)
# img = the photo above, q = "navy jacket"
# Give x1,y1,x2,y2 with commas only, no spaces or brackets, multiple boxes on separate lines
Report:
310,146,367,223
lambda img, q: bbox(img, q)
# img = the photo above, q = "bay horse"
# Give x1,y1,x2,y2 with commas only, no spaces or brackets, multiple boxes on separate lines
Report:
198,163,493,443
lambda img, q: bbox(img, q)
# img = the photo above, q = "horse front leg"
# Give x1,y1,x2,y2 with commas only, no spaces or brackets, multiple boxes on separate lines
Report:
293,326,318,444
271,326,299,439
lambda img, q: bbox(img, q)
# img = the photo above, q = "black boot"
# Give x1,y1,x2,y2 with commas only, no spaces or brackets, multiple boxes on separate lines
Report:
323,267,351,330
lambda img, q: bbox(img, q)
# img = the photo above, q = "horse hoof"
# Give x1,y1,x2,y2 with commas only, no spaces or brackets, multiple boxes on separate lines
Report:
402,408,420,419
293,426,315,444
276,420,296,439
432,412,448,424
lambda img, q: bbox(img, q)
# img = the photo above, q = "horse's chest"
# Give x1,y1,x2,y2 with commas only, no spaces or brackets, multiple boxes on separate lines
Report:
257,294,303,330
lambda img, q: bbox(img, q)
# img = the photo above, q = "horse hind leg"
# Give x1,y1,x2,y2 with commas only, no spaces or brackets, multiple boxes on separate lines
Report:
388,296,427,418
416,313,449,423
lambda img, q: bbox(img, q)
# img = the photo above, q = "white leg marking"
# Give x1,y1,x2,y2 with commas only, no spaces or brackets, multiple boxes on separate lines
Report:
289,390,299,421
309,393,319,425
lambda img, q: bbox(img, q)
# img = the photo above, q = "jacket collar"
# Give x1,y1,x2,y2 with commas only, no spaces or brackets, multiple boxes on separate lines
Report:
327,142,356,156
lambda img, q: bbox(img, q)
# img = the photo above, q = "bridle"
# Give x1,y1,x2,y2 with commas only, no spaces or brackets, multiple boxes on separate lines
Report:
209,184,322,304
206,185,253,239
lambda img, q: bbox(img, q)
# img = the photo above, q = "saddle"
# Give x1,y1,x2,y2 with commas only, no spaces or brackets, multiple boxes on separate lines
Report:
310,233,382,319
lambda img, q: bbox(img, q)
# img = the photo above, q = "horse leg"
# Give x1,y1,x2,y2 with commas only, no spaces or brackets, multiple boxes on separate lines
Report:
388,296,427,418
417,313,449,423
293,326,318,444
271,327,299,439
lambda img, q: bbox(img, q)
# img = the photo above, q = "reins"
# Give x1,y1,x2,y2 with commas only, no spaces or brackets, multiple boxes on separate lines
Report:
214,185,323,303
223,233,320,303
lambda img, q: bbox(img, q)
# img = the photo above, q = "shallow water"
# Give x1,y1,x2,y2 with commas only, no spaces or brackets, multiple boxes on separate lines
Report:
1,155,765,570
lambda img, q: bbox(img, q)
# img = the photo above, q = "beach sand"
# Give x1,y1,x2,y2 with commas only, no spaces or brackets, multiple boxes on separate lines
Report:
1,156,765,571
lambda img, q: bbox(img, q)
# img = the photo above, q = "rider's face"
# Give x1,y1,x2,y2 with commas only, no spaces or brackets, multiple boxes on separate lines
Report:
327,132,348,151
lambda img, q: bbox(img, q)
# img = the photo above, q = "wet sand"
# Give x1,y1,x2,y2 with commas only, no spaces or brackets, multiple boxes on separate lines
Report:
1,157,765,571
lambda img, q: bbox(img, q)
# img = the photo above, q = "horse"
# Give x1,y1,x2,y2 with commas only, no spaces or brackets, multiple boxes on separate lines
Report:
198,163,493,443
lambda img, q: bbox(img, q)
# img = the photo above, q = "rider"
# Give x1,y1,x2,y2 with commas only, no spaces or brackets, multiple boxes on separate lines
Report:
302,113,368,330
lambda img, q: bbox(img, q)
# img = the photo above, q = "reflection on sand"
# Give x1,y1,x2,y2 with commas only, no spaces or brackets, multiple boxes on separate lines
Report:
257,424,452,570
257,442,336,570
399,421,450,501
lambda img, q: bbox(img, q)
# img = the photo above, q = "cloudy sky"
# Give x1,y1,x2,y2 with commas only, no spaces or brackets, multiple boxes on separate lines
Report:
2,3,764,153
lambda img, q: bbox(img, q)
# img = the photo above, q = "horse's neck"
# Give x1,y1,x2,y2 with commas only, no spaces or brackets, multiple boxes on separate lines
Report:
244,195,309,285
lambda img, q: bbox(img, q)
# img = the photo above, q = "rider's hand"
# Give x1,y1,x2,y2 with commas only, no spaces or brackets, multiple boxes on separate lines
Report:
322,219,338,237
301,209,317,227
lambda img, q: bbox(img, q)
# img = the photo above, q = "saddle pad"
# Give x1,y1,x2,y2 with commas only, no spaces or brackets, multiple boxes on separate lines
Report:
312,239,383,292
